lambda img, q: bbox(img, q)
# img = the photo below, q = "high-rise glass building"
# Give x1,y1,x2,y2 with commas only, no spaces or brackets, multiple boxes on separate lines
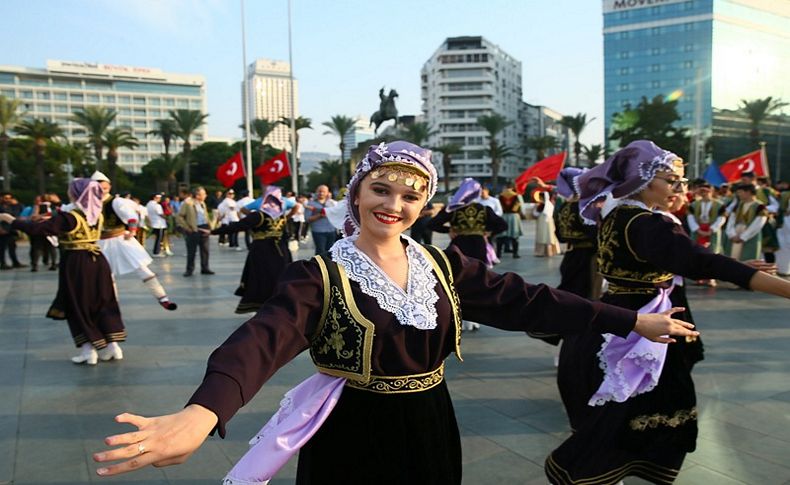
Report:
243,59,299,152
0,60,206,172
603,0,790,176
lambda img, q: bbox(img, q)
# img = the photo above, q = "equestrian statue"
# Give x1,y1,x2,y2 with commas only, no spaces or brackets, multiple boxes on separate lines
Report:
370,87,399,135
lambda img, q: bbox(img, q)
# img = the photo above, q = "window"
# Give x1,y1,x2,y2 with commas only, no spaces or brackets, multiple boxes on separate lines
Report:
149,98,161,106
38,105,51,112
1,89,15,97
683,44,694,52
119,108,131,115
133,108,146,116
133,97,145,105
70,93,84,101
651,48,660,56
119,96,131,104
648,64,661,73
177,99,188,108
20,91,33,99
55,105,68,113
37,92,50,100
651,81,660,89
87,94,100,103
53,92,67,100
164,98,175,107
103,95,115,103
683,60,694,69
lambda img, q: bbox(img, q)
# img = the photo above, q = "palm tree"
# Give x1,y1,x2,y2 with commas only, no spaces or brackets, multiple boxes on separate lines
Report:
477,113,513,188
242,118,278,165
322,115,357,180
582,144,604,167
148,118,178,160
433,143,463,193
523,135,559,161
739,97,788,147
70,106,117,170
278,116,312,186
0,95,23,190
558,113,596,166
15,119,64,193
398,121,438,147
103,127,139,185
170,109,209,187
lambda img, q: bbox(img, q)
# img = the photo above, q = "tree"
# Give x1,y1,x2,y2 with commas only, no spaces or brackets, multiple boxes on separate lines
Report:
0,95,23,190
523,135,559,161
15,119,64,193
306,159,345,193
148,118,178,160
608,95,689,159
559,113,595,166
477,113,513,188
433,143,463,193
278,116,313,187
240,118,278,167
103,127,138,185
60,140,94,179
322,115,357,180
739,97,788,147
170,109,209,187
398,121,437,147
582,144,604,166
70,106,117,170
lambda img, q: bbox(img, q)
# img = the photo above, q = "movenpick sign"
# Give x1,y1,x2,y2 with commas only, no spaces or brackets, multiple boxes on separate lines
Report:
46,60,162,76
603,0,685,13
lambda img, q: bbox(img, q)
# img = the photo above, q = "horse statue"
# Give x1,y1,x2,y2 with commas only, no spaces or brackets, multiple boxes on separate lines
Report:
370,87,399,135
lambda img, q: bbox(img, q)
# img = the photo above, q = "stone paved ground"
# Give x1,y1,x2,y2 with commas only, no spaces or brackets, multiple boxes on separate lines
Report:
1,230,789,485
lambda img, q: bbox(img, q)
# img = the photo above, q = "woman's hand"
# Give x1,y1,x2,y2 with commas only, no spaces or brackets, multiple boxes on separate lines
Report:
633,307,698,344
94,404,218,477
744,259,777,275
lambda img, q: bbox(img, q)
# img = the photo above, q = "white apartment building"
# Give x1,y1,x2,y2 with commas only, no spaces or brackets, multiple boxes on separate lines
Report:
421,36,523,189
243,59,299,152
520,102,575,164
0,60,206,172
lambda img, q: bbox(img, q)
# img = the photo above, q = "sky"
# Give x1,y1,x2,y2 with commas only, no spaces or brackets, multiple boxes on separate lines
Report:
2,0,605,156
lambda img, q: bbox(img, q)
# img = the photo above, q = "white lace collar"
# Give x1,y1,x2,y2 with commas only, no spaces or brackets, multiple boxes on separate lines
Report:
329,235,439,330
602,197,651,219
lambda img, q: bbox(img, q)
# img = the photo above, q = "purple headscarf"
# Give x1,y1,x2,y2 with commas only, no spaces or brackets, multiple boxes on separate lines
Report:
67,178,103,226
446,178,482,212
343,140,437,236
246,186,283,219
556,167,587,199
576,140,681,224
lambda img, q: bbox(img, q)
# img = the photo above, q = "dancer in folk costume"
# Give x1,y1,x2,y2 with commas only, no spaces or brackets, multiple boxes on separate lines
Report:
687,181,726,254
89,171,177,311
533,188,562,257
496,185,524,259
95,141,697,484
428,178,507,331
0,179,126,365
547,140,790,485
725,183,768,261
776,184,790,276
212,186,292,314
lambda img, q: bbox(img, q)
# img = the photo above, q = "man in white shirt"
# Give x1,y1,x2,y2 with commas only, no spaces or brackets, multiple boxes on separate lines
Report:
145,193,168,257
475,186,503,216
217,189,242,251
687,182,726,254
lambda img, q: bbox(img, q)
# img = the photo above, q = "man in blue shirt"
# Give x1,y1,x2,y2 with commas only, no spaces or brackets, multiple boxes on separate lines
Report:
305,185,337,256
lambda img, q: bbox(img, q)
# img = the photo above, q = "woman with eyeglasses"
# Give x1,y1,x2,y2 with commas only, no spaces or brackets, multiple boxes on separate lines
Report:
546,140,790,485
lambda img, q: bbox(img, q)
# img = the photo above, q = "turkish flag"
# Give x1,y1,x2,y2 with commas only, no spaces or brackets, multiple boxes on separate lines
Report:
216,152,245,188
719,148,769,182
255,151,291,184
514,152,567,194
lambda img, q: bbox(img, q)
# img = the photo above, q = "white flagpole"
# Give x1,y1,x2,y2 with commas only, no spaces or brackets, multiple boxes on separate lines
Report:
241,0,254,195
287,0,298,193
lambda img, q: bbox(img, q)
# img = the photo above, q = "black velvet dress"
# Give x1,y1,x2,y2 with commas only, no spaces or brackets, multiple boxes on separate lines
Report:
548,204,757,485
13,211,125,349
188,243,639,484
212,211,292,314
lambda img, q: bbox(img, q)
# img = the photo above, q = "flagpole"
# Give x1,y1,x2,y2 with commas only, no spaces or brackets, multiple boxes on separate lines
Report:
241,0,254,195
287,0,298,194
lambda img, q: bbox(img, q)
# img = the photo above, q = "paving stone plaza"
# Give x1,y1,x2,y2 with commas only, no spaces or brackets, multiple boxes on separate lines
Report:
2,230,789,485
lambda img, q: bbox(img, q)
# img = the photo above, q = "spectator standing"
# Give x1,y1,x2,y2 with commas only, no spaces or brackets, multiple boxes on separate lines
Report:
305,185,337,256
176,187,215,276
146,193,168,257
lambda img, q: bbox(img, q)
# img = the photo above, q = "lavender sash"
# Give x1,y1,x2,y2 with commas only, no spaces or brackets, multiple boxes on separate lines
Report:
222,373,346,485
588,276,679,406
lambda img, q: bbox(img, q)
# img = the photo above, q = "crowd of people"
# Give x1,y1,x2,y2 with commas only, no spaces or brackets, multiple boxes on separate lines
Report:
2,139,789,484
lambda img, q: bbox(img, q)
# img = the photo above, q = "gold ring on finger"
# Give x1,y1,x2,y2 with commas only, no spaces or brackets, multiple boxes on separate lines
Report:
138,443,146,455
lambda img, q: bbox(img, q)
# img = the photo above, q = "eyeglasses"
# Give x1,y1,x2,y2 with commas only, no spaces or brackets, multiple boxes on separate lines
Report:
654,175,689,190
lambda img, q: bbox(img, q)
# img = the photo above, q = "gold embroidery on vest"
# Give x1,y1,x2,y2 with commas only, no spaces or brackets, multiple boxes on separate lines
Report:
451,204,487,235
420,245,463,361
346,364,445,394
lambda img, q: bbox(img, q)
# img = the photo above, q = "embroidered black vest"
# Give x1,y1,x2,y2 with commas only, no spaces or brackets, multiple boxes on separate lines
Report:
310,244,463,385
555,200,595,247
101,197,126,233
597,205,673,287
450,203,487,236
251,213,286,240
60,209,102,253
689,199,723,224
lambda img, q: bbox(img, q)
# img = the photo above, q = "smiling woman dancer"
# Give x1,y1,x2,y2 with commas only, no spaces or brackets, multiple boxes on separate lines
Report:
547,140,790,485
94,141,698,484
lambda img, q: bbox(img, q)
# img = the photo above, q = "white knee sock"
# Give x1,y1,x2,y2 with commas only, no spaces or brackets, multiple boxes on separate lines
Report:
136,266,168,301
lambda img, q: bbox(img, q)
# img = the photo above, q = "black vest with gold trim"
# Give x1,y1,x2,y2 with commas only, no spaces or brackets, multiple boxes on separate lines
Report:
101,197,126,236
450,203,487,236
60,209,103,253
310,244,462,393
555,200,595,247
251,212,286,240
597,205,673,287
